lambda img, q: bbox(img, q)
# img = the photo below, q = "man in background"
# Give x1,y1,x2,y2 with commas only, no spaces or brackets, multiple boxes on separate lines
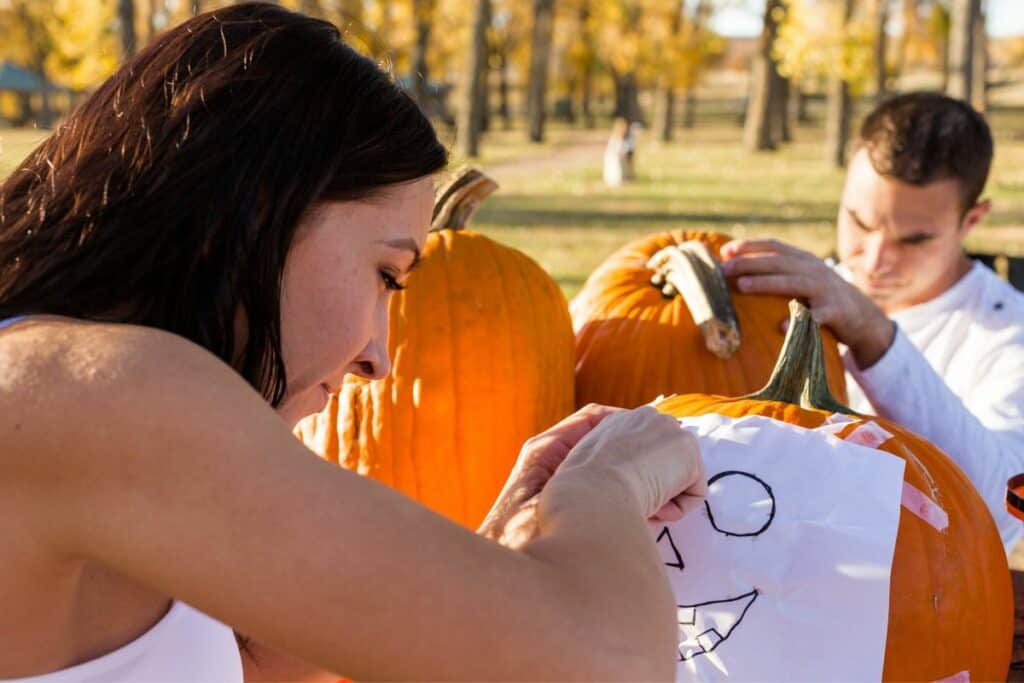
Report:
720,92,1024,551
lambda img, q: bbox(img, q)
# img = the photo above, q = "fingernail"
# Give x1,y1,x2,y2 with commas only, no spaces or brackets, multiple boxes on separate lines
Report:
738,277,750,290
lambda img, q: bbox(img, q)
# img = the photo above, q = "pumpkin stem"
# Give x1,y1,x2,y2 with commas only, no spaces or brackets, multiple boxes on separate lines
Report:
646,241,741,359
431,166,499,232
746,300,855,414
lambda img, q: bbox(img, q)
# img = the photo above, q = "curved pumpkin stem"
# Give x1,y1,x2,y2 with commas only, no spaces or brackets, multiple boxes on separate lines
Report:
431,166,499,232
746,300,855,415
646,240,741,359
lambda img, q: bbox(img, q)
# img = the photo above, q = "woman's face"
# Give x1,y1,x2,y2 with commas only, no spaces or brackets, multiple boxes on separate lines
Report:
276,177,434,426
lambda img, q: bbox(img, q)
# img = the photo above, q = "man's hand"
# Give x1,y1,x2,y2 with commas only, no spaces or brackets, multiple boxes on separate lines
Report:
720,239,896,369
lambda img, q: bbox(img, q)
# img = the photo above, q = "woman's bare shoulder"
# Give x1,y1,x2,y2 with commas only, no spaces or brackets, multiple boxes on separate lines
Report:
0,317,263,472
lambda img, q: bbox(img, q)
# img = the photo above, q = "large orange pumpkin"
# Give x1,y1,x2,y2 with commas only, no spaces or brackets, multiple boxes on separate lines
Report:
296,168,576,529
571,230,847,408
657,301,1012,681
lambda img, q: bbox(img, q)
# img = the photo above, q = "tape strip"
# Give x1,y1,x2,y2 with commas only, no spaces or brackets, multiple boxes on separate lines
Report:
845,421,894,449
902,481,949,532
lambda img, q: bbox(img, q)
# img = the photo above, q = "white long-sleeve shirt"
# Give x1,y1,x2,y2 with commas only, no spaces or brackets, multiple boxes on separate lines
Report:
842,261,1024,551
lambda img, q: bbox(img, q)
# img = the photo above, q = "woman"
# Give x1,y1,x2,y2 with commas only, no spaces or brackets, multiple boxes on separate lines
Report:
0,4,706,680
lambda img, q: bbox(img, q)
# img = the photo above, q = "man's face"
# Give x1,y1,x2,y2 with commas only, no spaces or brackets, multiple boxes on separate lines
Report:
837,148,986,314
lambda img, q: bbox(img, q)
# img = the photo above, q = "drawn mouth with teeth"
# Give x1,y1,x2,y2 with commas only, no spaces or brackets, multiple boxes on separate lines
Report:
657,469,776,663
676,589,759,661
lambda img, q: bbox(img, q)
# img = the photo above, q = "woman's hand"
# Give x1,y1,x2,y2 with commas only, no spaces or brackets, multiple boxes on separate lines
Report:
478,404,621,546
479,404,707,547
555,406,707,522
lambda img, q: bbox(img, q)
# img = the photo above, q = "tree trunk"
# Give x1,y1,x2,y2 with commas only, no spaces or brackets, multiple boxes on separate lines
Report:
947,0,979,101
825,77,850,168
119,0,137,58
37,75,53,129
410,0,435,108
792,83,809,124
895,0,918,87
526,0,555,142
412,16,433,108
497,51,511,130
971,5,987,113
613,71,642,123
875,0,889,102
826,0,854,168
657,1,685,142
477,0,492,133
771,73,790,143
682,0,710,129
743,0,783,152
457,0,490,158
682,91,696,128
581,64,594,128
658,88,676,142
578,0,595,129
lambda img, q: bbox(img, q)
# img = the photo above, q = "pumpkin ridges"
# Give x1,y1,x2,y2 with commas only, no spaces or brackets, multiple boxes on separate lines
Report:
438,229,468,522
473,231,520,520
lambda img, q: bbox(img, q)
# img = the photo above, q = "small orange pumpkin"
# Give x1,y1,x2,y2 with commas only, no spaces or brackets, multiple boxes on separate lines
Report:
657,301,1012,681
296,168,576,529
571,230,847,408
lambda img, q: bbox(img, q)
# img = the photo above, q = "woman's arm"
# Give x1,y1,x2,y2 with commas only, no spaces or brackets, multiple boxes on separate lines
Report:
8,321,701,680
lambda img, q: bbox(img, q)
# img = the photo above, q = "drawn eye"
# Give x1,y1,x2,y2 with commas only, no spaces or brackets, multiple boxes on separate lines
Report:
705,471,775,537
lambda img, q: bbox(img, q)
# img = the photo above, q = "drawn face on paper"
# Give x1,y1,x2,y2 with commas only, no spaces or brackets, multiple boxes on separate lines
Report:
657,470,776,662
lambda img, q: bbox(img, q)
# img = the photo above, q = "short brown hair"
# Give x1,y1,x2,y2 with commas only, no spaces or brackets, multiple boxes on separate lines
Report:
856,92,993,212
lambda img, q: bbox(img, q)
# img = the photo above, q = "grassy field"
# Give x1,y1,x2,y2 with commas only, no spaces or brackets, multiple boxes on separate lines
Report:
3,101,1023,300
458,105,1024,299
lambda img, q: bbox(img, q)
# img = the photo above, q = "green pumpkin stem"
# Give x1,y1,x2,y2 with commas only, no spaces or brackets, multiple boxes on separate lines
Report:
646,241,741,359
431,166,499,232
746,300,855,414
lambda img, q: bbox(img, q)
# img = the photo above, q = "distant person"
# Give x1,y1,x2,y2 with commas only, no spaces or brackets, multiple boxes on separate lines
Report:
721,92,1024,551
604,116,636,186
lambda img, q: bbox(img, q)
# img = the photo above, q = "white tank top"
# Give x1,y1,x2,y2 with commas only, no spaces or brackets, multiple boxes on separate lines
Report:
0,316,243,682
3,602,243,683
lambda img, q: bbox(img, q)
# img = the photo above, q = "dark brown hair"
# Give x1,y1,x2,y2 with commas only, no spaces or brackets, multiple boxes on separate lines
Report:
0,2,448,405
856,91,993,213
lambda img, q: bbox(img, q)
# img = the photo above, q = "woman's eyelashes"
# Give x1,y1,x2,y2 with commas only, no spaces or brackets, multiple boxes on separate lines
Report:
379,267,407,291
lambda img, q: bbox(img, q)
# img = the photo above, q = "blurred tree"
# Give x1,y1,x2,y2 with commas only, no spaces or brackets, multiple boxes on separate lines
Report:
947,0,979,101
682,0,712,129
776,0,874,165
825,0,854,167
118,0,137,57
874,0,888,101
526,0,556,142
457,0,490,156
744,0,784,151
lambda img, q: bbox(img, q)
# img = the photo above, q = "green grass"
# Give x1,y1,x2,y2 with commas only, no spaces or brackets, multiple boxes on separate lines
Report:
468,106,1024,299
3,102,1023,301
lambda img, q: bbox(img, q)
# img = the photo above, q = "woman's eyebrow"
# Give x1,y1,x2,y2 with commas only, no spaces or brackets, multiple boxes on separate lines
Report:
376,238,422,271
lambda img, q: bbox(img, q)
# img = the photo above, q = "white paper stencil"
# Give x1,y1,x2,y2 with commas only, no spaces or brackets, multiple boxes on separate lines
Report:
660,414,906,682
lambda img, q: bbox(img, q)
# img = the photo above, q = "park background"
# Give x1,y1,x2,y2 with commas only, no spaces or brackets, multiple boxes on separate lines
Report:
1,0,1022,299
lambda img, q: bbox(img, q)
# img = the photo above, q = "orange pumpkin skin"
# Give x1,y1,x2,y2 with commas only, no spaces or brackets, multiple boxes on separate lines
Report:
571,230,848,408
657,393,1013,682
296,228,576,529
